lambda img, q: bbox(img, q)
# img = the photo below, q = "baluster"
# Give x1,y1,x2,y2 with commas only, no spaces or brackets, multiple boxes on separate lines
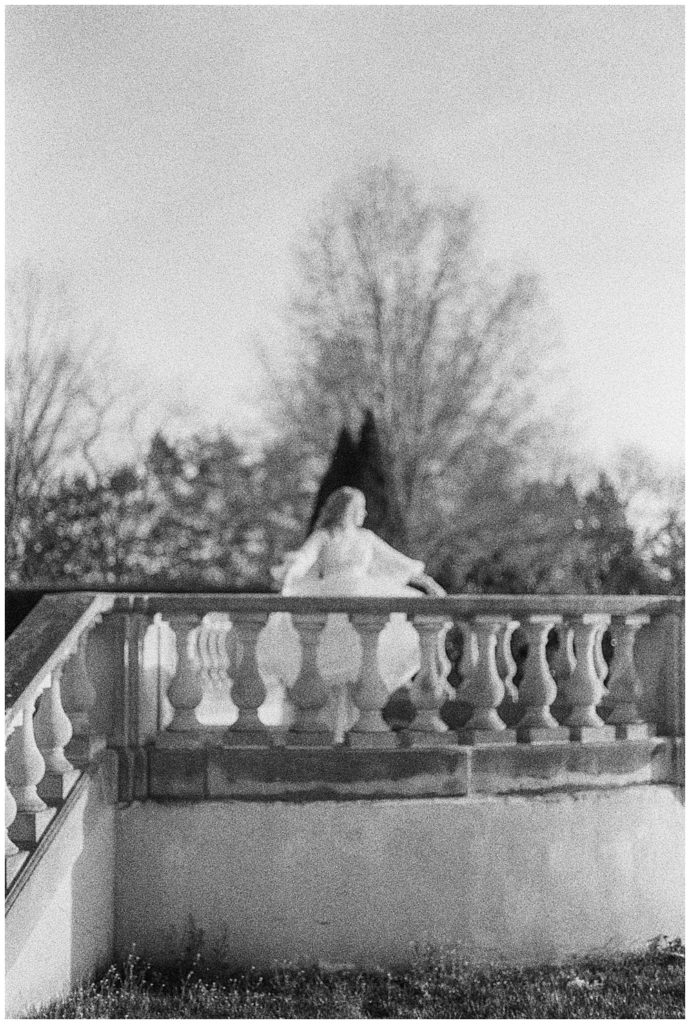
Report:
439,622,472,731
346,614,397,747
5,776,18,857
286,614,332,745
226,622,241,679
496,619,521,726
197,615,232,698
212,619,237,723
407,616,454,744
225,614,271,745
594,623,609,683
606,614,653,738
158,615,204,745
192,617,233,729
63,632,105,766
455,619,476,728
188,622,209,726
5,769,25,889
594,623,613,719
515,616,569,742
35,665,80,805
130,612,157,745
455,621,477,702
213,620,232,694
550,622,576,725
496,621,519,694
6,700,54,849
192,622,209,693
563,615,615,741
457,616,516,744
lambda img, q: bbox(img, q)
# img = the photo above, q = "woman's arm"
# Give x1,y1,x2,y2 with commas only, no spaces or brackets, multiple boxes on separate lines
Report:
275,531,325,594
367,531,445,593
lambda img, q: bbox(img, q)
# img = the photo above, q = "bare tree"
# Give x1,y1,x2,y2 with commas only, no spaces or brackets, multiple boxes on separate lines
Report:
609,445,684,522
5,264,118,573
268,162,559,560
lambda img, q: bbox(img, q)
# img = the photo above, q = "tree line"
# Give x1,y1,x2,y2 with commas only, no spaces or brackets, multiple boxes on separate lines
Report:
7,421,682,596
6,163,684,595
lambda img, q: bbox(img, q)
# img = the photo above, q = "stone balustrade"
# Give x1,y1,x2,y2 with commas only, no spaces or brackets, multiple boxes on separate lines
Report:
5,594,113,889
5,591,684,893
130,594,681,748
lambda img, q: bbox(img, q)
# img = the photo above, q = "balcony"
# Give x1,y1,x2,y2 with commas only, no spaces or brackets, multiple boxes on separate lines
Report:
5,591,685,1015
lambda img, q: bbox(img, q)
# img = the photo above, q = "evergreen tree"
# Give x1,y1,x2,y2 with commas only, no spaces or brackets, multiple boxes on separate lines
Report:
576,472,655,594
307,427,358,536
355,410,406,547
307,412,407,548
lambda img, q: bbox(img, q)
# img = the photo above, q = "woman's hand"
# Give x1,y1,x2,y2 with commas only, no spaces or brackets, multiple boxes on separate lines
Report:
410,572,446,596
423,576,447,597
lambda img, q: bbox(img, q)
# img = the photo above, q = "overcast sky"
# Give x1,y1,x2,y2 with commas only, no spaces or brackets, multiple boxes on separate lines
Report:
6,5,684,469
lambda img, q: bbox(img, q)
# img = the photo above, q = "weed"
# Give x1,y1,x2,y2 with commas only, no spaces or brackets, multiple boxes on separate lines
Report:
32,937,684,1019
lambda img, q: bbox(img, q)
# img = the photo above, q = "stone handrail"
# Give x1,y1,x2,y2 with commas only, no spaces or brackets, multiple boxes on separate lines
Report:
6,593,115,726
117,593,681,617
5,594,114,889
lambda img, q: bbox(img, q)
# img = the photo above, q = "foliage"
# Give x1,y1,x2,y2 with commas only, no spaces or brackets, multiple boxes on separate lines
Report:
643,508,685,595
140,432,261,587
7,422,684,596
33,938,684,1019
14,472,148,587
462,473,665,596
9,430,315,590
244,435,317,581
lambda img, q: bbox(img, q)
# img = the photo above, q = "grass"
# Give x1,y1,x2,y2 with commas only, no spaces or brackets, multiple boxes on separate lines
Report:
33,936,684,1019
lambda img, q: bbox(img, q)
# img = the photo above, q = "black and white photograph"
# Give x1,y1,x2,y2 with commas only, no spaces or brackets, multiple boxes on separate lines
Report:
5,4,684,1018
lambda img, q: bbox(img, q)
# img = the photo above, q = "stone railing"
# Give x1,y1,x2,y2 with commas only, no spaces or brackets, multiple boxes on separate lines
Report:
5,592,684,888
5,594,114,889
121,593,684,746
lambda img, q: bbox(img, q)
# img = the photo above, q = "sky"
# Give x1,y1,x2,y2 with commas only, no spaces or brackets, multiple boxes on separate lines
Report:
6,5,684,471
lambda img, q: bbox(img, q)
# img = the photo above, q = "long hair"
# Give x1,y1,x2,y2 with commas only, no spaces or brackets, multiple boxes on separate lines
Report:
314,486,363,533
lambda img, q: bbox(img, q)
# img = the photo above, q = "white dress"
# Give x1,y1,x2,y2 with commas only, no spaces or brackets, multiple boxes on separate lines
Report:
256,527,425,739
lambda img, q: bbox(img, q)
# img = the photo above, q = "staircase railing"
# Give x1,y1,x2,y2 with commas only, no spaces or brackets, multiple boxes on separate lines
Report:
5,594,114,888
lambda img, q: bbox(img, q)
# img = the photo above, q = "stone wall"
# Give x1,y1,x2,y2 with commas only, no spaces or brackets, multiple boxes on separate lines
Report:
5,757,117,1018
114,784,684,970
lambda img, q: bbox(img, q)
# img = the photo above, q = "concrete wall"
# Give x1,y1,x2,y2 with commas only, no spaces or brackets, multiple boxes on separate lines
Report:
115,784,683,970
5,757,117,1018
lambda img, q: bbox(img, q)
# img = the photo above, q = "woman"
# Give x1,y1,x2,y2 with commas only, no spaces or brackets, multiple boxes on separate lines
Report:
256,487,445,738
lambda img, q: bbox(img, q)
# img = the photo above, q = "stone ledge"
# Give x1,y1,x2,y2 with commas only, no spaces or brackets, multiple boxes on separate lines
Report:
469,737,683,795
115,738,684,804
146,746,470,802
148,748,207,799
